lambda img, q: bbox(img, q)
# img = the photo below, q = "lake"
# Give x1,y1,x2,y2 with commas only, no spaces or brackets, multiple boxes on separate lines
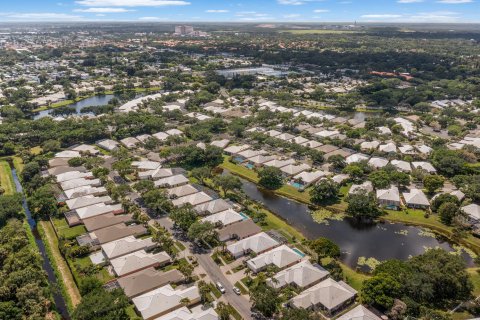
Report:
34,94,117,119
238,177,473,269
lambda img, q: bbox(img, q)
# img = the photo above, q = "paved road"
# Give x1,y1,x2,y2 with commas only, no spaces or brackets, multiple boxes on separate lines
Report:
156,217,253,320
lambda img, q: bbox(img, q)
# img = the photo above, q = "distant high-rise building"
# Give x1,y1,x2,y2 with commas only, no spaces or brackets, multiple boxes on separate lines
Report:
174,25,194,36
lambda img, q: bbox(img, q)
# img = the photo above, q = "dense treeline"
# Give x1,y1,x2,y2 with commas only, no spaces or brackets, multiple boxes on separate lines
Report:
0,219,52,319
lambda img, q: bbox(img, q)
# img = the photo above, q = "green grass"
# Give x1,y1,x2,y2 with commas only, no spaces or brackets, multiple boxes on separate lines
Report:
53,217,86,239
175,241,186,251
12,156,24,173
234,281,249,294
125,304,141,320
468,268,480,296
226,304,242,320
0,160,15,195
209,283,222,298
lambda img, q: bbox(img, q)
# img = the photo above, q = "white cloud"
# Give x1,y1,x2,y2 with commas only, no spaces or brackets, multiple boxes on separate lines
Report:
2,12,84,21
437,0,473,3
205,9,229,13
75,0,190,7
361,14,403,18
277,0,325,4
138,16,168,20
398,0,424,3
313,9,330,12
74,7,133,12
284,13,301,18
360,11,461,22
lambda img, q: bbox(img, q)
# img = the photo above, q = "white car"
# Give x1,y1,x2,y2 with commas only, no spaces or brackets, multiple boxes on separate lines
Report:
233,287,241,295
216,282,226,294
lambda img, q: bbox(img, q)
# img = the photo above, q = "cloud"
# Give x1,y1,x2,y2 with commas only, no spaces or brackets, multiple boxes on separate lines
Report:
360,11,461,22
138,16,168,20
437,0,473,3
75,0,190,7
235,11,272,20
313,9,330,12
398,0,424,3
74,7,133,12
205,9,229,13
277,0,325,4
284,13,301,18
2,12,84,21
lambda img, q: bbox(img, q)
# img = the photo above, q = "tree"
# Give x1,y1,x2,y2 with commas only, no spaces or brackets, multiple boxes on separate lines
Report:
423,175,444,194
79,277,102,295
214,174,242,196
431,193,459,212
21,161,40,183
361,274,402,309
178,259,194,281
280,307,322,320
187,221,218,244
310,179,339,205
133,180,154,194
112,159,133,178
72,288,129,320
143,189,172,215
346,191,382,220
250,283,281,318
170,206,197,231
0,194,24,227
191,166,212,185
438,202,459,225
28,185,58,219
42,139,61,152
328,154,346,170
216,302,231,320
308,237,340,260
369,170,391,189
258,166,283,190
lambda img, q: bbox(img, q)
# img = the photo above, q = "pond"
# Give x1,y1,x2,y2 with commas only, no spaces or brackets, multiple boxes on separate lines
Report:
34,94,117,119
238,177,474,270
11,166,70,319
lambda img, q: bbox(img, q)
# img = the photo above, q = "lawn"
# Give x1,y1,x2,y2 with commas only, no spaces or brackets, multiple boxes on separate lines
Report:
53,217,86,239
0,160,15,195
468,268,480,296
234,281,249,294
12,156,24,173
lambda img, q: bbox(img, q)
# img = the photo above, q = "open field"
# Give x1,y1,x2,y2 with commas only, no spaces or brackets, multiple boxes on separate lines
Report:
0,160,15,195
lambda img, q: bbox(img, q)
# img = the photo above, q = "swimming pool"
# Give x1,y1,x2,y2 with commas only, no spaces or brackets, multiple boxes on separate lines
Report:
292,248,306,257
291,182,304,189
239,212,249,220
245,163,254,169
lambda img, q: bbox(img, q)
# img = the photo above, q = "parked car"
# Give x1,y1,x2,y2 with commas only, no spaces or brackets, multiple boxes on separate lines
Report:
216,282,226,294
233,287,241,295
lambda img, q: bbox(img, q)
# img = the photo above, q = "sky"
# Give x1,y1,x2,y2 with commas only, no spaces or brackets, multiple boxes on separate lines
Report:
0,0,479,23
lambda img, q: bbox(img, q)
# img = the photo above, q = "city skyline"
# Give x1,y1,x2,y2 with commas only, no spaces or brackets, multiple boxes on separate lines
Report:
0,0,479,23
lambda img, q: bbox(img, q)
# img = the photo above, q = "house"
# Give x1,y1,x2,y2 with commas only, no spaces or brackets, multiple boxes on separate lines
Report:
89,223,147,245
264,158,296,168
349,181,373,195
316,144,339,154
403,188,430,209
390,160,412,172
277,133,295,141
120,137,141,149
201,209,245,227
139,167,175,180
117,268,183,298
378,142,397,153
376,186,401,210
132,160,161,171
65,195,112,210
377,126,391,135
153,132,170,141
399,144,416,155
210,139,230,149
236,149,267,162
83,213,133,232
167,184,199,199
280,163,311,177
56,171,94,183
171,192,213,207
462,204,480,223
155,306,218,320
360,141,380,151
155,174,189,188
224,144,251,155
331,174,349,184
266,129,282,137
292,170,326,188
55,150,81,158
60,178,101,191
132,285,200,320
111,250,172,277
75,203,124,220
267,260,329,289
217,219,262,242
416,144,433,155
368,157,389,169
136,134,153,143
49,158,70,168
101,236,156,260
292,136,309,145
345,153,369,164
290,278,357,315
336,305,382,320
412,161,437,174
301,140,322,149
63,186,107,200
165,129,183,136
48,165,87,176
71,144,99,155
227,232,279,258
96,139,119,152
247,244,303,273
193,198,232,216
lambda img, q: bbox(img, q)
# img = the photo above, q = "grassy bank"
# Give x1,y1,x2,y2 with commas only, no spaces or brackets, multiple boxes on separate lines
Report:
0,160,15,195
38,220,81,310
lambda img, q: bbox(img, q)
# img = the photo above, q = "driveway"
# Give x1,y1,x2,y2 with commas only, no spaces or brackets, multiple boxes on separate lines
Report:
156,217,253,320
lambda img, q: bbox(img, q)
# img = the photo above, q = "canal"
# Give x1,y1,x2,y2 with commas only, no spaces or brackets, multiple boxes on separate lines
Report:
238,177,473,269
11,167,70,319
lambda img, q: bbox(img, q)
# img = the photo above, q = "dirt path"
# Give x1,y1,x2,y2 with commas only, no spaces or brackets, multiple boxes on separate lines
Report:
40,221,82,307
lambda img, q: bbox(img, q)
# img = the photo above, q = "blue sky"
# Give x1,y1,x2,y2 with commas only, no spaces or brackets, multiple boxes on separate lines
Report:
0,0,478,23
